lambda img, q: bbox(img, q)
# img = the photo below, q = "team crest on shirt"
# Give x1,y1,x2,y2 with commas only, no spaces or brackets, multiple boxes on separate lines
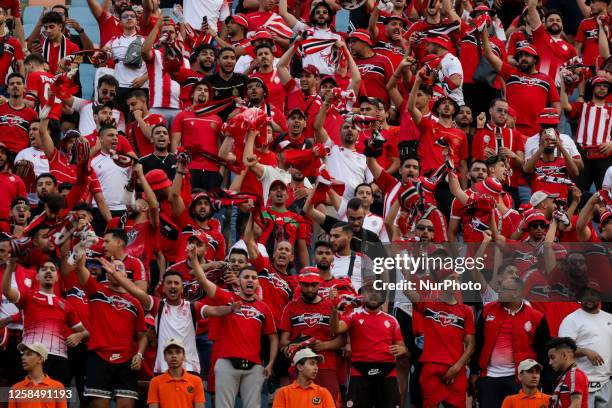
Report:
302,313,324,327
524,321,532,333
237,304,264,321
312,396,321,405
384,320,391,328
187,386,194,394
486,314,495,322
126,229,137,246
359,319,364,325
483,135,490,144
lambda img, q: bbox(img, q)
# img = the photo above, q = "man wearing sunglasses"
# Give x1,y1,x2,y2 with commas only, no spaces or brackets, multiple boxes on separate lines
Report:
61,74,126,136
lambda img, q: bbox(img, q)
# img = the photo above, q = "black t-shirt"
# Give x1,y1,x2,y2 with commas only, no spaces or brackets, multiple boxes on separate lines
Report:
140,152,177,181
206,72,249,120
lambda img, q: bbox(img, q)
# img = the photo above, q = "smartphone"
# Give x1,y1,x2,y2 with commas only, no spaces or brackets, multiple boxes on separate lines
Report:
202,16,207,24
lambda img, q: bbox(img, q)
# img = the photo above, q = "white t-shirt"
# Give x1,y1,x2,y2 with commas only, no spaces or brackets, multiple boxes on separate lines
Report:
147,298,204,373
524,133,581,161
258,164,312,204
14,147,48,176
558,308,612,389
331,252,363,292
105,33,149,88
338,200,389,242
291,23,342,76
437,52,464,106
72,98,125,135
324,141,373,200
230,240,269,259
91,152,130,211
183,0,230,34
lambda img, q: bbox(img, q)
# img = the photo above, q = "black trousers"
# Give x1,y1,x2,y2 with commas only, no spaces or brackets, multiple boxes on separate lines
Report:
576,155,612,191
476,375,520,408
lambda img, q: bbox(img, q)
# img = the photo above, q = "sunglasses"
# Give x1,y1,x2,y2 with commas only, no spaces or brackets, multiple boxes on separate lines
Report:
100,89,116,97
121,14,137,20
529,222,547,230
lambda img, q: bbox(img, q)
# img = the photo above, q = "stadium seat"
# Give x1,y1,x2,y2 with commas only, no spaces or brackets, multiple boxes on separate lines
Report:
83,24,100,46
28,0,64,6
79,63,97,100
23,6,43,25
68,7,97,28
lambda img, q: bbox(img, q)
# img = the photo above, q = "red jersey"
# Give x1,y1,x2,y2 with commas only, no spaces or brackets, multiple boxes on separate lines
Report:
460,32,504,89
530,155,571,199
175,222,226,264
284,79,322,139
404,19,461,60
550,365,589,408
40,35,79,74
354,53,394,106
373,41,405,70
127,113,166,157
575,17,604,67
357,127,400,170
342,308,403,373
531,25,576,80
259,207,309,249
97,11,123,49
171,111,222,171
498,63,559,137
0,172,26,220
83,275,146,363
0,102,38,153
211,288,276,364
414,301,475,366
450,193,503,243
16,289,81,359
241,149,277,198
62,273,90,331
251,255,292,325
417,117,468,175
175,67,204,108
107,218,156,270
471,125,525,187
279,297,336,370
0,36,23,85
26,71,62,120
251,70,287,113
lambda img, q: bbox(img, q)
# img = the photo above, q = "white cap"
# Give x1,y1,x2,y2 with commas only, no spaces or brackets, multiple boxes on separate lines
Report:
529,190,559,207
18,342,49,361
292,348,324,366
517,358,542,373
163,338,185,352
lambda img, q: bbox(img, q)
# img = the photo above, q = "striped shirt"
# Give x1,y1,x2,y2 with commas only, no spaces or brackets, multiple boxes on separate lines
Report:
570,101,612,148
146,49,187,110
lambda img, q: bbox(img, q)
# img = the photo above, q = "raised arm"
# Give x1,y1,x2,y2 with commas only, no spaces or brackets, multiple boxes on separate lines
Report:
188,245,217,298
100,257,153,309
525,0,542,31
303,186,328,226
329,304,348,335
278,0,299,29
367,5,381,40
481,26,503,73
576,192,600,241
314,97,331,144
38,110,55,158
134,163,159,229
387,58,412,109
87,0,109,20
142,16,163,62
344,42,362,93
598,16,610,60
1,258,19,303
559,77,573,114
407,70,424,125
74,253,91,286
276,45,295,86
448,171,469,205
169,159,187,217
243,130,266,179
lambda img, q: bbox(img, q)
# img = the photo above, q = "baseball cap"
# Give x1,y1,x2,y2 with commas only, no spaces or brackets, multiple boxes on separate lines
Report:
60,129,81,148
522,210,548,229
187,230,208,244
293,348,324,366
592,75,611,86
347,29,373,46
426,34,452,50
18,342,49,361
247,76,269,93
302,65,320,76
145,169,172,191
537,108,560,125
320,75,337,86
470,4,495,16
163,338,185,352
600,210,612,226
474,177,503,197
287,108,306,119
269,179,288,191
515,45,538,58
529,190,559,207
225,13,249,30
298,267,323,284
251,30,274,42
383,15,408,28
517,358,542,373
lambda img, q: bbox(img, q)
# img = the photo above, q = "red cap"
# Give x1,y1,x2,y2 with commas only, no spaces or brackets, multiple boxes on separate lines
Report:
347,29,373,46
145,169,172,191
383,15,408,27
515,45,539,58
251,30,274,42
537,108,560,125
474,177,503,197
592,75,611,86
522,210,549,230
298,267,323,284
187,230,208,244
269,179,288,191
302,65,320,76
470,4,495,15
426,34,452,50
226,13,249,30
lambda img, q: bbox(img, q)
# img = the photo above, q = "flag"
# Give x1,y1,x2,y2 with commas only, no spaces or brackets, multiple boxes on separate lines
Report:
192,97,237,117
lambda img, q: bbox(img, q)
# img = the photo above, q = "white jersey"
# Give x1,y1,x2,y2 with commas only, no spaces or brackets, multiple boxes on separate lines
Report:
324,141,373,200
148,297,203,373
558,308,612,390
331,252,363,292
104,33,149,88
524,133,581,161
292,22,343,76
14,147,48,176
574,101,612,147
258,164,312,204
72,97,125,135
91,152,130,211
437,52,464,106
183,0,230,34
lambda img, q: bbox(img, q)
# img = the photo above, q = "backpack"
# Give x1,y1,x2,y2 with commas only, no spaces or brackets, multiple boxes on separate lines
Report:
124,38,143,68
155,299,197,340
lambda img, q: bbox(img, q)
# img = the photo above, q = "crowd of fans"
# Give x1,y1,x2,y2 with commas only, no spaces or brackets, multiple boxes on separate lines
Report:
0,0,611,406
